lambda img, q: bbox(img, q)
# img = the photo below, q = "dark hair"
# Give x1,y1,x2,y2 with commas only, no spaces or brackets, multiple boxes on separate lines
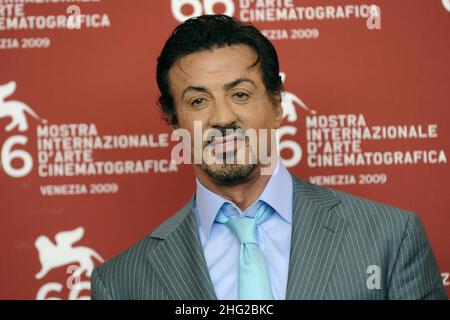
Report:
156,14,283,125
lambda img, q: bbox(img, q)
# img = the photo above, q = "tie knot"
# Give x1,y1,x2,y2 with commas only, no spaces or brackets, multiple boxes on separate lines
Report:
215,202,274,245
227,217,258,244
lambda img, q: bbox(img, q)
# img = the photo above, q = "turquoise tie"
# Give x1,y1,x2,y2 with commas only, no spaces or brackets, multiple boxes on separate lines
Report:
215,202,274,300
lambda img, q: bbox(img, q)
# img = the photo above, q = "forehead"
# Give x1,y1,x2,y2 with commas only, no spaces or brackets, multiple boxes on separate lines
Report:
168,45,262,92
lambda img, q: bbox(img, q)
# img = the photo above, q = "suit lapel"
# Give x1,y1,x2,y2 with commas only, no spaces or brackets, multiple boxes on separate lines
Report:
286,177,348,299
147,199,217,300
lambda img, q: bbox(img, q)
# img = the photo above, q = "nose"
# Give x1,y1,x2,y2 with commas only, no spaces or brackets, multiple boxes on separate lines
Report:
208,98,238,129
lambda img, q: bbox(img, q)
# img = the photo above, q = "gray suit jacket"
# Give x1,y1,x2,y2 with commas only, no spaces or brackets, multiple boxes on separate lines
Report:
91,176,447,300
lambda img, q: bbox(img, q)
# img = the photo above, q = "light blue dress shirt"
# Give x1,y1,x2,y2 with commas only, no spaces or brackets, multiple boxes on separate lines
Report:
194,161,293,300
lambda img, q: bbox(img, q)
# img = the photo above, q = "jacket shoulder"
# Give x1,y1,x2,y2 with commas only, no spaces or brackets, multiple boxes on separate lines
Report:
329,185,414,227
293,177,446,299
293,176,416,243
91,198,195,299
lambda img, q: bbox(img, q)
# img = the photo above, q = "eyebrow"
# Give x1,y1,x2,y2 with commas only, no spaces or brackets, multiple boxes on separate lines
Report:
224,78,257,91
181,78,257,99
181,86,210,99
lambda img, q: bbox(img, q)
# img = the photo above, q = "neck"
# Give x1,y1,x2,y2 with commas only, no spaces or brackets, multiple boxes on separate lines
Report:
194,164,275,211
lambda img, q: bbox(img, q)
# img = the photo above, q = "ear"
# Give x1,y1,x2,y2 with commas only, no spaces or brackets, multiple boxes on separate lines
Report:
273,98,283,129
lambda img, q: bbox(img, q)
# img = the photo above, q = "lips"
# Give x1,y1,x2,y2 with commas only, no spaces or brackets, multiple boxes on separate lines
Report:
210,132,239,145
208,132,245,154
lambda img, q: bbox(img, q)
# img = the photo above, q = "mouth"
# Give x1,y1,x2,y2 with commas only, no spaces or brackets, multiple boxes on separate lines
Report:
207,132,245,154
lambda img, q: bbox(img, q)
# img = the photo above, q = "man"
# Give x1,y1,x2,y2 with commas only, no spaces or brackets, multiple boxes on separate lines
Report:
91,15,447,300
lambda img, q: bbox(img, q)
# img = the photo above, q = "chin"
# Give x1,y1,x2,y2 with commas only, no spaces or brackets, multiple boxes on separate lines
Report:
202,163,257,184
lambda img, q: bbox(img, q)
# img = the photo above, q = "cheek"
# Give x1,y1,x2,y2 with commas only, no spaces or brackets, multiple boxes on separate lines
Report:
242,108,277,130
175,109,195,131
176,117,208,147
252,99,279,126
178,114,208,135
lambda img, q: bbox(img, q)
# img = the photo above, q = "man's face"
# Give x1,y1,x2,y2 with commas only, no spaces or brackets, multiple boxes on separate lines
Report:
168,44,283,183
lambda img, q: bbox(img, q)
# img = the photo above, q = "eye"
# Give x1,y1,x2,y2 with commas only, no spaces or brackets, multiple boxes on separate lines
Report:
190,97,206,107
233,92,250,101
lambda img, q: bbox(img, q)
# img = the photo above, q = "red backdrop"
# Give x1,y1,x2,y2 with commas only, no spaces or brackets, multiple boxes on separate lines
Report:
0,0,449,299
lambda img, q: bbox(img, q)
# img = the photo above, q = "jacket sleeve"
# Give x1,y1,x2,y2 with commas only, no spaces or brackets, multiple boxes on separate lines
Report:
91,267,114,300
387,212,448,300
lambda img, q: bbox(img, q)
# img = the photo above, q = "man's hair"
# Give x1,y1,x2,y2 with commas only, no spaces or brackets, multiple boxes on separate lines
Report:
156,14,283,125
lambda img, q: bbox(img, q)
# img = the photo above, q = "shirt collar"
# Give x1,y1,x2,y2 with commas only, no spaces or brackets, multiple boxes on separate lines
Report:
259,161,293,224
195,160,293,239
